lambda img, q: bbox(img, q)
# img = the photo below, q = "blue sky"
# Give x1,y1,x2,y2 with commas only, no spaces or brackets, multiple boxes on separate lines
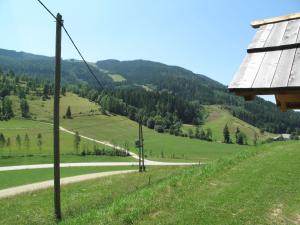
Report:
1,0,300,87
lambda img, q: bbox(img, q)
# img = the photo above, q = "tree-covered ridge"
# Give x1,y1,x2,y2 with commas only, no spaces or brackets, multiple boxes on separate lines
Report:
95,59,300,133
1,48,300,133
0,48,111,86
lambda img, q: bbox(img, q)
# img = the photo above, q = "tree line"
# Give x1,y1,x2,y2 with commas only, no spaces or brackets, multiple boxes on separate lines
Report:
0,132,43,156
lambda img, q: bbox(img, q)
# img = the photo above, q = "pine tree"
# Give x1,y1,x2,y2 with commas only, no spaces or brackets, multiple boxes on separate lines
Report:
74,131,81,154
37,133,42,152
206,128,213,141
0,133,5,149
223,124,231,144
16,134,21,150
20,98,30,118
188,128,194,138
65,106,72,119
61,86,66,96
24,133,30,151
195,126,200,139
6,137,11,156
2,97,14,120
235,127,240,143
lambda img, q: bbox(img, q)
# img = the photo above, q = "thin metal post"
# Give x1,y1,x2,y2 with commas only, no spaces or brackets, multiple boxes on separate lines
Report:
53,13,62,221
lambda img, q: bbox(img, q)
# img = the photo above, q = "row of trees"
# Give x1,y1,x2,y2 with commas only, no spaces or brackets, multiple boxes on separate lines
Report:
0,133,43,155
73,131,129,157
223,125,249,145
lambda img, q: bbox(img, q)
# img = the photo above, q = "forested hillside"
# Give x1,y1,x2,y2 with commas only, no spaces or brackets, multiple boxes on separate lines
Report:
1,48,300,133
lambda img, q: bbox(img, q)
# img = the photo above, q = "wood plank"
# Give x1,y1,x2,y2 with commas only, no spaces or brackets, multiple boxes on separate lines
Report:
248,24,273,49
281,19,300,45
265,21,288,47
229,52,265,89
247,43,300,53
252,51,281,88
251,12,300,28
276,94,300,102
271,48,297,87
288,48,300,87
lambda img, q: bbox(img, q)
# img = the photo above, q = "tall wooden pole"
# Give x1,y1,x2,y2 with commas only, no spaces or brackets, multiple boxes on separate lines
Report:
141,124,145,171
53,13,62,221
138,122,142,172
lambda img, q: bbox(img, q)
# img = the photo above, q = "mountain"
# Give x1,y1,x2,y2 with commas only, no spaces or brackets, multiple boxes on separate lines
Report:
0,48,111,86
1,48,300,133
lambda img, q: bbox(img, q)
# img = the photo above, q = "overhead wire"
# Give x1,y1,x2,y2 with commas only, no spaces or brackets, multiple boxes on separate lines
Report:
36,0,104,90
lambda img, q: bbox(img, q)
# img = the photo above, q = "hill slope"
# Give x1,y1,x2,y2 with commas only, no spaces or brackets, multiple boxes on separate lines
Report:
61,141,300,225
1,48,300,133
1,141,299,224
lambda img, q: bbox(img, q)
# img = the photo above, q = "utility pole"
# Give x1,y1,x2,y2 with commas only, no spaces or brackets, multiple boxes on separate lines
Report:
138,122,145,172
138,122,142,172
53,13,63,221
141,123,145,171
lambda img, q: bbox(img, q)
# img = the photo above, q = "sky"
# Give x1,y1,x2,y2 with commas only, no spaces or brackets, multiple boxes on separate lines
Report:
1,0,300,90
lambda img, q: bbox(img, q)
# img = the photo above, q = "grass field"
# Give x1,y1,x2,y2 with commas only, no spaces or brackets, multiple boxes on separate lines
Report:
1,141,299,224
61,114,253,162
108,74,126,82
2,93,271,164
0,119,114,156
62,141,300,225
0,155,135,167
183,105,275,143
0,166,186,225
11,93,100,122
0,166,134,189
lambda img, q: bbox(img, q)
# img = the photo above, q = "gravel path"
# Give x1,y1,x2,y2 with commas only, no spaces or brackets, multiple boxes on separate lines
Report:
0,123,201,198
0,170,136,199
0,161,198,172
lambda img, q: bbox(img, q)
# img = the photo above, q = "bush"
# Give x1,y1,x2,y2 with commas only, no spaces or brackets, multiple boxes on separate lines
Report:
154,125,164,133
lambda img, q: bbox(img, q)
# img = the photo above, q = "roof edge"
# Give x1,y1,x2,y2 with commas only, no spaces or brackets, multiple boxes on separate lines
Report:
251,12,300,28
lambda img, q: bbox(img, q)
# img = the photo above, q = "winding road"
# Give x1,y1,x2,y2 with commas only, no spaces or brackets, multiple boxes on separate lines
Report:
0,124,201,198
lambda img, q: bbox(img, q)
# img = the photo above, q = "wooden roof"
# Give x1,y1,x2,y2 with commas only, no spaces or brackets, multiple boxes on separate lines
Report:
228,13,300,111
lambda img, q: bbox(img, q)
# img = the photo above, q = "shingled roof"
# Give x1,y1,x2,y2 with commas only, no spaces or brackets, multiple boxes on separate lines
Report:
229,13,300,111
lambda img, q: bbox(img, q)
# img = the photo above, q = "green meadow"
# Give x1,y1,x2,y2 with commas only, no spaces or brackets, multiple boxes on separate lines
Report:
0,166,134,190
0,142,299,225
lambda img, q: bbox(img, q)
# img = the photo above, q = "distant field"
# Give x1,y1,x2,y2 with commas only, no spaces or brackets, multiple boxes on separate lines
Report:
0,119,117,157
183,105,275,143
0,155,136,167
61,114,253,162
108,74,126,82
3,94,261,164
0,166,134,190
26,92,100,121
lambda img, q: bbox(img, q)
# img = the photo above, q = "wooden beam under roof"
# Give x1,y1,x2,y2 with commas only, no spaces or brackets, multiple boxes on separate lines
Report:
251,12,300,28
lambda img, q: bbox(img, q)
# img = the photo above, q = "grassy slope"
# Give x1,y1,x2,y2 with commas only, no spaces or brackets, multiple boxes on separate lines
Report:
0,119,130,158
62,141,300,225
183,105,275,143
0,166,134,190
1,142,299,225
61,114,253,162
4,93,268,163
108,74,126,82
0,166,186,225
1,94,134,164
26,92,100,121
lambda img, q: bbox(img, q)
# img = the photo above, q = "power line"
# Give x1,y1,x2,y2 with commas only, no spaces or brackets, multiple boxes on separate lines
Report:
62,25,104,89
37,0,56,20
36,0,104,90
